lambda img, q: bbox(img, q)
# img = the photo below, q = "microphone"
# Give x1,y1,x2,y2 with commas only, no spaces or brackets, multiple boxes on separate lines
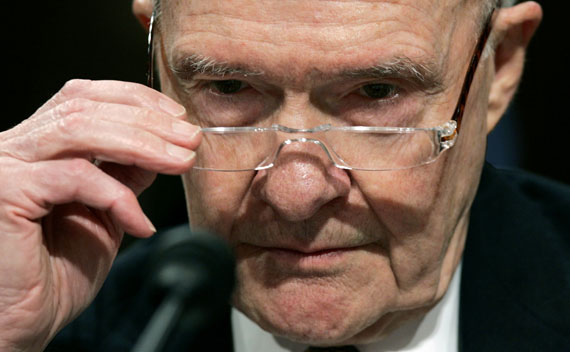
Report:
132,229,235,352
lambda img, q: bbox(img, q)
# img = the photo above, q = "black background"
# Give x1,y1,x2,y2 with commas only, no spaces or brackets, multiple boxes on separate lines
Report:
5,1,569,231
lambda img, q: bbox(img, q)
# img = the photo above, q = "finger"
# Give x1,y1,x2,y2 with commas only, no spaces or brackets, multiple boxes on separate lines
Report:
11,158,156,238
2,80,193,146
43,98,201,150
1,105,198,175
34,79,187,118
98,163,157,197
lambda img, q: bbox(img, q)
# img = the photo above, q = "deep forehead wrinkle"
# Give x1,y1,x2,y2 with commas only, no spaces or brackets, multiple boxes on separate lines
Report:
159,0,476,90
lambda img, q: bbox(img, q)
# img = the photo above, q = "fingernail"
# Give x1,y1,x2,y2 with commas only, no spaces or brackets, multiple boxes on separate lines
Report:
173,120,200,137
159,98,186,116
191,127,201,140
166,143,195,161
144,214,156,233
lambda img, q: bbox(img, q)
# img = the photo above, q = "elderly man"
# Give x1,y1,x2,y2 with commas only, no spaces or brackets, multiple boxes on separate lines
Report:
0,0,567,351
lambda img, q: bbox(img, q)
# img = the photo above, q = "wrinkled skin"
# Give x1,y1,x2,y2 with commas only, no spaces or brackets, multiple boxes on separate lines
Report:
0,80,199,351
152,0,541,346
0,0,541,350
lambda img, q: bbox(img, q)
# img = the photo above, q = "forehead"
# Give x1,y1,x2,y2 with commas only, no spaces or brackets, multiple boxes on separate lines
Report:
159,0,474,83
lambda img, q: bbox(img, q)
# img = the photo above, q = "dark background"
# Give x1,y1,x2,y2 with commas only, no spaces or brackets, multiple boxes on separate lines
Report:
5,1,569,231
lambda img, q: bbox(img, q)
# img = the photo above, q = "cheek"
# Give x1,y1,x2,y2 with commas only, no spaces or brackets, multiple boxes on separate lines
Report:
183,171,253,236
353,164,444,236
350,156,458,296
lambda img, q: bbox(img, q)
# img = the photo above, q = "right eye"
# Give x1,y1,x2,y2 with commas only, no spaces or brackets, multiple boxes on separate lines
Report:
359,83,398,100
209,80,249,95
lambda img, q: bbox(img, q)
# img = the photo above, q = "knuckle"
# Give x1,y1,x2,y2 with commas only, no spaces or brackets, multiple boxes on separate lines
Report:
122,81,157,105
57,98,94,116
54,98,98,135
130,130,153,152
56,111,88,136
51,80,93,114
60,79,92,96
114,186,133,202
108,183,135,208
64,158,94,177
136,107,160,125
122,80,147,94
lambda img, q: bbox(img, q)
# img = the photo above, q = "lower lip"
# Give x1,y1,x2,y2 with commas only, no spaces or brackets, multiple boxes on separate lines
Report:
262,247,355,268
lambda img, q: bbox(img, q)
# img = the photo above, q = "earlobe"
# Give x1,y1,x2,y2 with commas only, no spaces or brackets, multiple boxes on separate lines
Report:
132,0,154,31
486,1,542,133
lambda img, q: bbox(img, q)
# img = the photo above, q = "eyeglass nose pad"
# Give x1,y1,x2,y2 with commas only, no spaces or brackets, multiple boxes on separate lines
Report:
255,138,349,170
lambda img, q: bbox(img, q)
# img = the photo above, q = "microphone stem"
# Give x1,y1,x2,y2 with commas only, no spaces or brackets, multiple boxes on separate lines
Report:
132,287,186,352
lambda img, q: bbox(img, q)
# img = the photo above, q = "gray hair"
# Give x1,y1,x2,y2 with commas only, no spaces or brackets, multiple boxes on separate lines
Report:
481,0,518,24
478,0,518,59
152,0,163,24
502,0,518,6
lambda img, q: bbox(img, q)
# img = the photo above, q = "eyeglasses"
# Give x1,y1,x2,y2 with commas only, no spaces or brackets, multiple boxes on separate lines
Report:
147,7,495,171
191,122,460,171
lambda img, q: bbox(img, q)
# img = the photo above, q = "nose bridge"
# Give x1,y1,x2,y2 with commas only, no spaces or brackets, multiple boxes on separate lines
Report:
260,128,337,169
280,138,332,161
264,91,337,166
254,128,351,222
278,136,328,163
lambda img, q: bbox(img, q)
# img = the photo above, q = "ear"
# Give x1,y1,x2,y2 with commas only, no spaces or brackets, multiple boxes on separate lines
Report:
132,0,154,31
486,1,542,133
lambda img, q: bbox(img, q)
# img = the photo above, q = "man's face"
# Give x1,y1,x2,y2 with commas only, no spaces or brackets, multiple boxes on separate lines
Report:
158,0,491,345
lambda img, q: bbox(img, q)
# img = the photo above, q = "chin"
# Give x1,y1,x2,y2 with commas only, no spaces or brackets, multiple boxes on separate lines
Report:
242,303,367,345
270,309,362,345
233,277,392,346
231,244,406,345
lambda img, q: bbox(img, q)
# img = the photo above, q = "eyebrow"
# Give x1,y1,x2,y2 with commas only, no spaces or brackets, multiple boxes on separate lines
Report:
170,53,444,93
340,56,445,93
170,53,264,78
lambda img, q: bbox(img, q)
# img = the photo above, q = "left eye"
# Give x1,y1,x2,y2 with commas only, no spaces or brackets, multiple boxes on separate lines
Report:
210,80,249,95
359,83,397,99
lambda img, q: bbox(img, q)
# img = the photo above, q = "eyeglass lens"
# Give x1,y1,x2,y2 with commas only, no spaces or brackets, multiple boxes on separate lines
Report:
194,128,443,171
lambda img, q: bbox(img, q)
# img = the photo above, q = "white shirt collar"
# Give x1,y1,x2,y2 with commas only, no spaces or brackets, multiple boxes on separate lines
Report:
232,263,461,352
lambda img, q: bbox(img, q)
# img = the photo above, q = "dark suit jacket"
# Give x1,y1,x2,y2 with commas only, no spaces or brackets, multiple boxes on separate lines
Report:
47,164,570,351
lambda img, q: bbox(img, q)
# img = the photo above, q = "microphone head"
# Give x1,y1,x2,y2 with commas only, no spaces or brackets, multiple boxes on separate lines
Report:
137,227,236,351
149,228,236,307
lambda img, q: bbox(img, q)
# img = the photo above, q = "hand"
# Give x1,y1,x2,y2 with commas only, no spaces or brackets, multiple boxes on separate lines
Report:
0,80,200,351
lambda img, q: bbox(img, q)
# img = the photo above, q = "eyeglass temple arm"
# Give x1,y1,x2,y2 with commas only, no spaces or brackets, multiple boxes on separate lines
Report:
147,11,156,88
450,7,496,135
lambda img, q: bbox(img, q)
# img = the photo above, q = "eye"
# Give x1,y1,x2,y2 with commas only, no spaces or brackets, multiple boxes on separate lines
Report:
210,80,249,95
359,83,397,99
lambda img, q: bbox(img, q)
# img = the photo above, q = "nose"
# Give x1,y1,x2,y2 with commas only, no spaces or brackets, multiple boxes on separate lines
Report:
252,141,351,222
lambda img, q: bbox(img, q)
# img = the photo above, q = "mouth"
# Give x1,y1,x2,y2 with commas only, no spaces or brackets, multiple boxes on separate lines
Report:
238,243,367,272
267,246,354,256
